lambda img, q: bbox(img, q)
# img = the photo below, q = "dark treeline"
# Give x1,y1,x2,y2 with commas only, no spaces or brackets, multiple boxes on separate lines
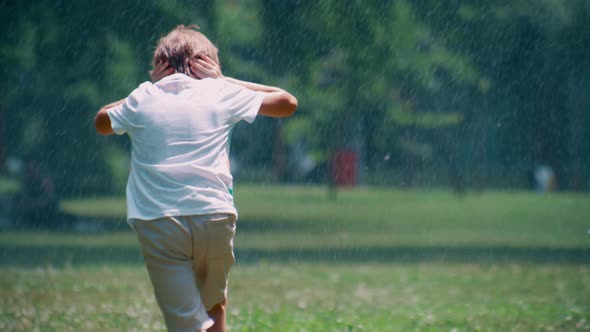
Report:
1,0,588,197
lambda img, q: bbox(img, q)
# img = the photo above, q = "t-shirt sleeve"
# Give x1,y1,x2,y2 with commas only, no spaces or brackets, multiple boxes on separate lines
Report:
106,102,131,135
220,81,264,124
106,82,150,135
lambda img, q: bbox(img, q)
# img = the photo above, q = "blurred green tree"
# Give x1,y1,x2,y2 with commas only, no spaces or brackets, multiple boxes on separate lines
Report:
0,0,216,195
0,0,588,196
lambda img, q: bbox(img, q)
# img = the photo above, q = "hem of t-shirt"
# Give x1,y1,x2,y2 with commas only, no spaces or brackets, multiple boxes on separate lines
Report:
126,206,238,222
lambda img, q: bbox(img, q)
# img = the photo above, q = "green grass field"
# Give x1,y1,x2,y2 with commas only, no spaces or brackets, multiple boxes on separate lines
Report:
1,185,589,331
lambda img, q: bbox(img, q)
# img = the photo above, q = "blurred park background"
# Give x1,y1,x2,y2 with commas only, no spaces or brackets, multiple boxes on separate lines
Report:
1,0,590,197
1,1,589,331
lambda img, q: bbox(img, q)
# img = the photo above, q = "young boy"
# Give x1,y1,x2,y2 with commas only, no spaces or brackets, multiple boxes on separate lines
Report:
94,25,297,332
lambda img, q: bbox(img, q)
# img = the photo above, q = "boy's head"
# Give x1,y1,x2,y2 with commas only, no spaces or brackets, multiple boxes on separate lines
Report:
153,24,219,76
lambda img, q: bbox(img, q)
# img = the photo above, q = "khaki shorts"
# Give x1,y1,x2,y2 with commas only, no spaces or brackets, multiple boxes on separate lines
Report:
130,214,236,332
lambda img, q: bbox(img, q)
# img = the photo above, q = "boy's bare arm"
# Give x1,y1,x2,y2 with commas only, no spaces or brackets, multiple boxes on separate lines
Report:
225,77,297,118
191,56,297,118
94,99,124,135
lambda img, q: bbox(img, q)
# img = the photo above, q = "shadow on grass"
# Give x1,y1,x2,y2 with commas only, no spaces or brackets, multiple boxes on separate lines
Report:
3,216,350,233
0,244,589,268
2,216,589,267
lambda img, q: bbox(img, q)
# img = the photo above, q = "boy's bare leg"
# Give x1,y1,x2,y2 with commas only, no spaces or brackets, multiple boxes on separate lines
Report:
206,300,227,332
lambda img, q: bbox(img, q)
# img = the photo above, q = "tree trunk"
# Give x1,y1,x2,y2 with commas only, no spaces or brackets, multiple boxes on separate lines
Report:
272,120,286,182
0,105,5,174
569,70,585,190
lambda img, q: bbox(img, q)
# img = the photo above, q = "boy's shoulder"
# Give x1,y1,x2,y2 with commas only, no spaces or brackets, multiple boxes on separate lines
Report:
124,81,155,106
139,80,158,92
187,77,246,96
129,76,248,102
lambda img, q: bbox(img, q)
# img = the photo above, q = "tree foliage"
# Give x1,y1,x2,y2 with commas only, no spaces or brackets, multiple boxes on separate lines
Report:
1,0,588,195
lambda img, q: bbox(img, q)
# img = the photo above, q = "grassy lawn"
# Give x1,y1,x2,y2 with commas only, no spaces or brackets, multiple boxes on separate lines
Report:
56,185,590,248
1,185,589,331
1,264,588,331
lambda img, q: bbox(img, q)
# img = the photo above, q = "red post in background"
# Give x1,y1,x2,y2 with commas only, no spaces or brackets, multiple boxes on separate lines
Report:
331,150,358,187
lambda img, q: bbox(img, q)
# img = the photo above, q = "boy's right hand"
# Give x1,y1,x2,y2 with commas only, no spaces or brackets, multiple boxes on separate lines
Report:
150,60,175,82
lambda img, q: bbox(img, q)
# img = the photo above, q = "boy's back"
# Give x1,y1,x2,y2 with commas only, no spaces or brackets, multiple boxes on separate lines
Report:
107,73,263,220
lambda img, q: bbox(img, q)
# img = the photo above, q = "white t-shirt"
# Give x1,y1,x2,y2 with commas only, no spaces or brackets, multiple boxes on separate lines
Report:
107,73,263,221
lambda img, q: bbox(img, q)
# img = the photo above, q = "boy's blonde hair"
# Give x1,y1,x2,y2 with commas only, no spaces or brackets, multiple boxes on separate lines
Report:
153,24,219,75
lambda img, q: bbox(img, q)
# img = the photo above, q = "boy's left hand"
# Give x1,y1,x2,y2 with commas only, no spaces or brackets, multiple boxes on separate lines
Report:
190,55,223,79
150,60,174,82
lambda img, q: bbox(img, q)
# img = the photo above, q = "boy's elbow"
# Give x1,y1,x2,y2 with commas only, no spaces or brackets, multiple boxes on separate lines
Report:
94,110,113,135
94,119,110,136
282,93,298,117
259,91,298,118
